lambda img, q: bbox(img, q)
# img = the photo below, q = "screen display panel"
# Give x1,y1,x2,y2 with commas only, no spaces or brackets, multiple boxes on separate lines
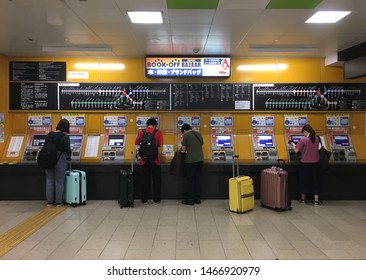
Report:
290,135,303,144
32,135,46,146
69,135,83,147
215,135,232,147
333,135,350,147
145,57,231,77
257,135,273,147
108,134,124,147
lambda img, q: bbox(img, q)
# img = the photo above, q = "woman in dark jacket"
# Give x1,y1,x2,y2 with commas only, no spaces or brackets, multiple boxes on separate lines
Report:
45,119,71,206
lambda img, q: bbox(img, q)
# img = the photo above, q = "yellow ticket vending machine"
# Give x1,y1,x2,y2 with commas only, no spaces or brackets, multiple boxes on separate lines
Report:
326,114,356,163
210,116,234,162
100,115,127,162
62,114,86,162
251,115,278,163
22,113,52,163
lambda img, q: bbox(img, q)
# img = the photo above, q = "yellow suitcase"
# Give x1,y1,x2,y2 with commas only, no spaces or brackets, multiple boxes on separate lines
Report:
229,155,255,213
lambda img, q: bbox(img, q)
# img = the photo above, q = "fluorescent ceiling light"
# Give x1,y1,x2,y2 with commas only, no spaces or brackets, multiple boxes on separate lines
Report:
127,11,163,24
249,46,318,53
237,64,288,71
306,11,351,23
74,63,125,70
42,46,112,52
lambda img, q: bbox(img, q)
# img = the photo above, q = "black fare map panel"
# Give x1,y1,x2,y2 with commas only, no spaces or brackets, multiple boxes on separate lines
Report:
171,83,252,110
58,83,170,111
254,83,366,111
9,82,58,110
9,61,66,82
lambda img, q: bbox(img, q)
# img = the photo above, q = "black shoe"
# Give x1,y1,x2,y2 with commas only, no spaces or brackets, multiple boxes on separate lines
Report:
181,199,194,205
194,199,201,204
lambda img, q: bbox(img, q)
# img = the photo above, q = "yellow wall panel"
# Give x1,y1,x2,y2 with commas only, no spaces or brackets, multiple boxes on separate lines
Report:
308,113,326,135
233,113,250,134
10,114,27,134
273,113,284,135
232,58,278,82
86,113,102,134
350,112,365,135
275,134,288,162
277,58,321,82
234,134,253,162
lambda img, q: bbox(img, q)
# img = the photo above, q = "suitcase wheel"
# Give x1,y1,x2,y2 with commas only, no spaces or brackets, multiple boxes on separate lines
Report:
83,201,86,205
71,203,77,208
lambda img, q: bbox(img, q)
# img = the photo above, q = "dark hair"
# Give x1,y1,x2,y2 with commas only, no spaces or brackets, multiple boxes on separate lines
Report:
146,118,158,127
181,123,192,134
56,119,70,133
302,124,316,143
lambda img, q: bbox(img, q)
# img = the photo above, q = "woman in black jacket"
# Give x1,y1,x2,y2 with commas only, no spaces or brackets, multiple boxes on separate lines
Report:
45,119,71,206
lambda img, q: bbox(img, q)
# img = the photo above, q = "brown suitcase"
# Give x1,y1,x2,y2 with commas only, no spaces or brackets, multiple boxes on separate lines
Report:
260,160,292,211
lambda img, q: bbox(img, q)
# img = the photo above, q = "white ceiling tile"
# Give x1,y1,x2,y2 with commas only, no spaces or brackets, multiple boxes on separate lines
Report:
0,0,365,58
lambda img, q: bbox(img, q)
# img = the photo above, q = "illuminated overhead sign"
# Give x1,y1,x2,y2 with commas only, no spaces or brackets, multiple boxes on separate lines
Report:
145,57,231,77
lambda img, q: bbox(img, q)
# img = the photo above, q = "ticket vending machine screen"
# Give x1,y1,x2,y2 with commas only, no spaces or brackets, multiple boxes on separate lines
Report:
108,134,124,147
216,135,232,147
333,135,350,147
32,135,46,146
69,135,83,147
290,135,303,144
257,135,273,147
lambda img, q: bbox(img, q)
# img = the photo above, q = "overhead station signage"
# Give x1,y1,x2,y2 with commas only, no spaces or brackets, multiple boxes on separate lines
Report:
145,57,231,77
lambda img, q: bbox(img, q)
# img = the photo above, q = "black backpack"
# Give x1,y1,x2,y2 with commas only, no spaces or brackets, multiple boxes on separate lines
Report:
37,133,63,169
138,129,158,162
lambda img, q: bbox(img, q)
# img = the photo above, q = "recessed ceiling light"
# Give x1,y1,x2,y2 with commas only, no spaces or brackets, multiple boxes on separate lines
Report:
127,11,163,24
306,11,351,23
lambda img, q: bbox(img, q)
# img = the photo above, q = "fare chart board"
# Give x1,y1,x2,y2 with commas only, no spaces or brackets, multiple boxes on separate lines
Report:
9,82,58,110
171,83,252,110
9,61,66,82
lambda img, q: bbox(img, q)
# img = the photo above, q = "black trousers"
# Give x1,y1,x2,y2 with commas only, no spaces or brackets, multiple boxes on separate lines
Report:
185,161,203,201
139,162,162,203
299,162,320,197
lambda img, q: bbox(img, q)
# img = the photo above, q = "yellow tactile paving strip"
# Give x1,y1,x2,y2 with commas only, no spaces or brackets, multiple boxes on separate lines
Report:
0,205,66,257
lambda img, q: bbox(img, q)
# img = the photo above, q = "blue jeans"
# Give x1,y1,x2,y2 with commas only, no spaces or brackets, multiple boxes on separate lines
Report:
45,152,67,204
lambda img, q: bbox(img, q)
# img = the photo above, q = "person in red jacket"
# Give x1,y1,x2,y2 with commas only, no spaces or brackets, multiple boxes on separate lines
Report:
134,118,164,205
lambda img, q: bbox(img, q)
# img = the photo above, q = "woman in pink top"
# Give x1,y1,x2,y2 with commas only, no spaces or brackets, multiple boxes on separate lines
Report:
290,124,321,205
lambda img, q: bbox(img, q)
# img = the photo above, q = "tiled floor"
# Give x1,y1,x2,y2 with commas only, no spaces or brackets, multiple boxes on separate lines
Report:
1,200,366,260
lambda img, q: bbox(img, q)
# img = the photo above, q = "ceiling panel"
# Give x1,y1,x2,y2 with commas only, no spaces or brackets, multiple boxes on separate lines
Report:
0,0,365,59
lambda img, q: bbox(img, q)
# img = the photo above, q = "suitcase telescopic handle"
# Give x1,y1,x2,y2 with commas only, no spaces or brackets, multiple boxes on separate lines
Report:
131,151,134,172
232,155,239,177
